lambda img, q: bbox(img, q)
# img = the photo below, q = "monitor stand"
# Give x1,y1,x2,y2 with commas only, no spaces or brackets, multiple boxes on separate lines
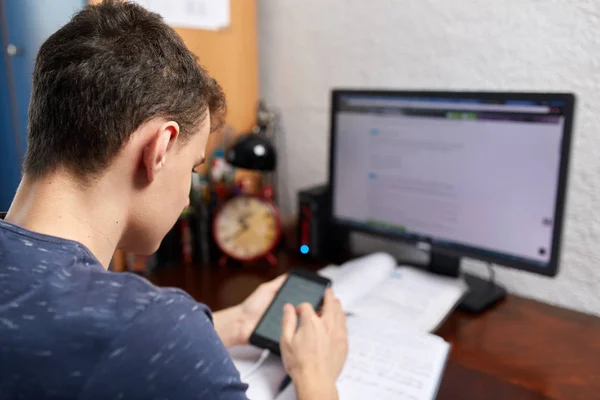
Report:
429,251,507,313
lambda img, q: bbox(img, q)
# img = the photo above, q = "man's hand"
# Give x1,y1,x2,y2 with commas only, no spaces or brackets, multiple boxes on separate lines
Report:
237,274,287,342
213,274,286,348
279,289,349,400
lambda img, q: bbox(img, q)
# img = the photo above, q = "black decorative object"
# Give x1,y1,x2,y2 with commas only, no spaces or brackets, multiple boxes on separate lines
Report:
225,133,276,172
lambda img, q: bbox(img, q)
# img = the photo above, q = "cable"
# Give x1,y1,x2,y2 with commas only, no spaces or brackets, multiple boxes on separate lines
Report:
240,349,271,381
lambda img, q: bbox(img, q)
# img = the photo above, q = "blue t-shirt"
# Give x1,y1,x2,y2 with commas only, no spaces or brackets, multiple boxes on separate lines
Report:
0,219,248,399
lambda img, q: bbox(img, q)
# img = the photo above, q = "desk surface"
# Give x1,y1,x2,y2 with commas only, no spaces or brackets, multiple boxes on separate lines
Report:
149,252,600,400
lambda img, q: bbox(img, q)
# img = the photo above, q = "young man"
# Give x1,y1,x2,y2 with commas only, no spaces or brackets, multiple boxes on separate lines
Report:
0,1,348,399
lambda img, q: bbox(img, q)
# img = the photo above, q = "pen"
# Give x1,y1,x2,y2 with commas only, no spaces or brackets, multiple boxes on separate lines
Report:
278,374,292,392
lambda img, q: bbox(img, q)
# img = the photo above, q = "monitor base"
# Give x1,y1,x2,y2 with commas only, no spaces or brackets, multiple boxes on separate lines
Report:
457,273,507,313
427,250,506,313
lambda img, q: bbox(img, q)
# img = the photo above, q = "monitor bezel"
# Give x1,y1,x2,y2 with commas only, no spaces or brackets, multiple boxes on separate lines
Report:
328,89,576,277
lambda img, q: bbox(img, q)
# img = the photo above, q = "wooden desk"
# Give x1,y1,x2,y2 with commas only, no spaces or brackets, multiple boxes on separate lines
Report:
149,252,600,400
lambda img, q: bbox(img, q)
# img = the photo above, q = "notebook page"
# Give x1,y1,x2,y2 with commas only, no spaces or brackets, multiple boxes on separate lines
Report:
346,266,467,332
336,316,450,400
275,317,450,400
319,252,396,309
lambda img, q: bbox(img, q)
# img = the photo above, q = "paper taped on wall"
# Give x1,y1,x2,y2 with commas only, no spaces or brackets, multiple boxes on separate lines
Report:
130,0,230,31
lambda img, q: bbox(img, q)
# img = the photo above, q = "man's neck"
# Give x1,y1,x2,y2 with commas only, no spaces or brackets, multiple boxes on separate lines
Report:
5,172,127,268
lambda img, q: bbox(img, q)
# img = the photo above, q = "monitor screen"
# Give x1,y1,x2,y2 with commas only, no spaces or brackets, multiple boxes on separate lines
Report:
329,91,575,275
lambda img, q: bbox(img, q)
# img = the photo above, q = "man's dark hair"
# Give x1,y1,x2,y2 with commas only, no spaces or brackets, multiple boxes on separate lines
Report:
24,0,226,178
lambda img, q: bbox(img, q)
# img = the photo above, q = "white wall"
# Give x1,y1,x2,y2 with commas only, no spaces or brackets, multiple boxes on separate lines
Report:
258,0,600,316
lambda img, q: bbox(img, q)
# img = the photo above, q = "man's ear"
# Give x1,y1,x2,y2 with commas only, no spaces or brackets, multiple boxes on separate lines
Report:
142,121,180,183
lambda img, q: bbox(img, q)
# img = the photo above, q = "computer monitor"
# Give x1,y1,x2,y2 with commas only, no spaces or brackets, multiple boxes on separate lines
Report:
328,90,575,309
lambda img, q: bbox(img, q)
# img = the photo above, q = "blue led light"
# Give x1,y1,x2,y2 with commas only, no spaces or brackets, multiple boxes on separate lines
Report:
300,245,309,254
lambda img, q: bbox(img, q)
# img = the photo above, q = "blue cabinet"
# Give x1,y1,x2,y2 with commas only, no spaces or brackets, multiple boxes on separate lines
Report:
0,0,85,210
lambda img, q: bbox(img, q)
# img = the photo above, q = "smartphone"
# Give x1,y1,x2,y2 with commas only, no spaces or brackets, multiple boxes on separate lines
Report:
249,268,331,355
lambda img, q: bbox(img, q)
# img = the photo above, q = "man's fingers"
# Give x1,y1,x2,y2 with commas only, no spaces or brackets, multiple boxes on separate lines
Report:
322,288,341,322
270,274,288,286
280,303,298,344
323,288,334,306
264,274,287,292
296,302,317,329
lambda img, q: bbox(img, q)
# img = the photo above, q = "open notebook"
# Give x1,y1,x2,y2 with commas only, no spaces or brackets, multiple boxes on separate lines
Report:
231,252,467,400
320,252,467,333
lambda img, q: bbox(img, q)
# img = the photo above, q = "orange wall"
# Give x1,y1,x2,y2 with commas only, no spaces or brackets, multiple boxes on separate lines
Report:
174,0,258,134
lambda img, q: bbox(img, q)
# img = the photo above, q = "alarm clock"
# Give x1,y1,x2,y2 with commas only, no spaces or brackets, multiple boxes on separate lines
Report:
213,195,281,267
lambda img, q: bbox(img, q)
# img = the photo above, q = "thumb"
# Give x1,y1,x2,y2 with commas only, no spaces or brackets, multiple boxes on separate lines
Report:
280,303,298,344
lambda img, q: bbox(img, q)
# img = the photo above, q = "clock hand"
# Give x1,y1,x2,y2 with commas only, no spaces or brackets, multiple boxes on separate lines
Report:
223,226,248,242
238,213,252,225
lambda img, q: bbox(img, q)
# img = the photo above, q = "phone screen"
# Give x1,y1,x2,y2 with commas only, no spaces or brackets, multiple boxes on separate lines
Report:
253,274,328,343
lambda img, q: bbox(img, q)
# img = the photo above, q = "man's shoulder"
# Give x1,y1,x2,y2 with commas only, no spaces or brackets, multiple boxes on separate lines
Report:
90,269,213,327
0,221,226,398
76,274,247,399
0,218,208,325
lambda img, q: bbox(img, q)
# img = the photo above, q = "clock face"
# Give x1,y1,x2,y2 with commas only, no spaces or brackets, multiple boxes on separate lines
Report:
214,196,281,261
